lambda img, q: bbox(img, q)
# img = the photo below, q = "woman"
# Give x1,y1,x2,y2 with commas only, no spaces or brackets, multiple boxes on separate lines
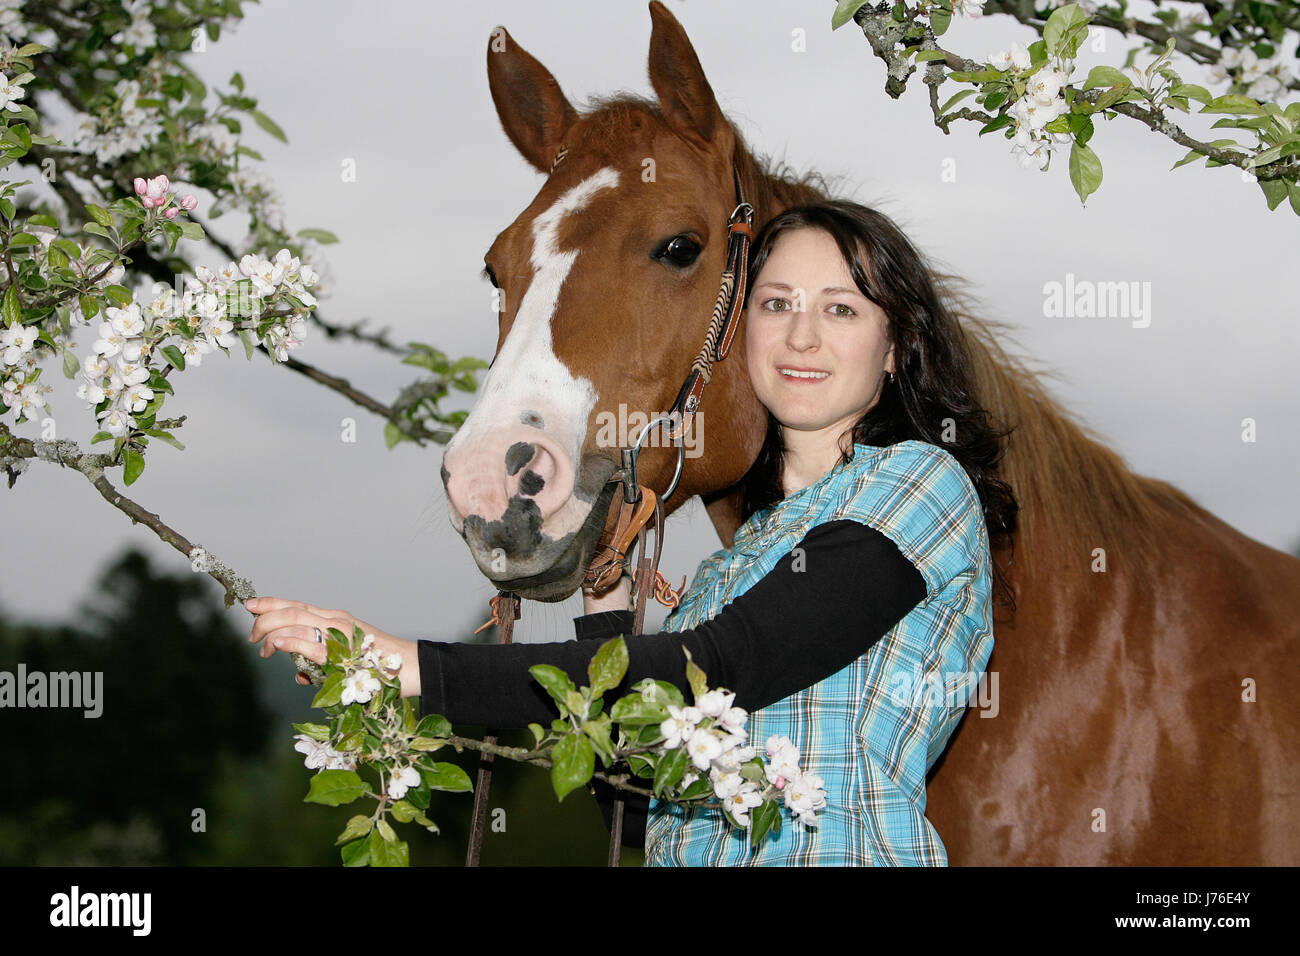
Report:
248,199,1018,865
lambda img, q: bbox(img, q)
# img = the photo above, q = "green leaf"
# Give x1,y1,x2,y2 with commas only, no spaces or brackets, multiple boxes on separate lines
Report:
550,733,595,801
749,799,782,849
609,694,669,727
82,222,114,240
296,227,339,244
939,88,977,114
104,284,133,306
930,8,951,36
415,714,452,738
1289,182,1300,217
956,68,1003,83
421,762,473,793
1258,177,1287,210
1171,147,1207,171
250,108,288,143
914,50,947,63
122,448,145,486
340,837,369,866
1169,83,1212,104
1202,95,1265,115
292,721,331,742
61,345,78,378
1,285,19,326
304,769,369,806
160,345,186,371
1043,3,1091,59
683,647,708,701
312,671,345,708
90,431,114,445
527,722,546,747
8,231,37,246
830,0,873,29
653,746,689,797
1069,141,1103,204
85,204,114,228
179,221,205,241
587,636,628,697
26,213,56,228
530,664,576,713
335,814,373,845
376,818,398,843
366,827,408,867
1083,66,1129,91
408,736,445,753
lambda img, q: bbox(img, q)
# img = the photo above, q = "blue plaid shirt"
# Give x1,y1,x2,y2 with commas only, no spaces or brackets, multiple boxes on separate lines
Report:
644,440,994,866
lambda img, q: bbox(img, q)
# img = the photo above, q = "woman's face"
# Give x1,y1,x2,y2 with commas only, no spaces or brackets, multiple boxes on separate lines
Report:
744,227,895,442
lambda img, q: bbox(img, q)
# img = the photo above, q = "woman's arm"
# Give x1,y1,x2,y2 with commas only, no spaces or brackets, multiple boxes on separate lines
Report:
419,519,926,728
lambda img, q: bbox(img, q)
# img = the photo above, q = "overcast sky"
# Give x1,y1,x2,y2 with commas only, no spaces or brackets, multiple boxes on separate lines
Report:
5,0,1297,650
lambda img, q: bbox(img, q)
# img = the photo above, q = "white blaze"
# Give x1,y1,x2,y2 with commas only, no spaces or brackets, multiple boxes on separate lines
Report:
446,168,620,533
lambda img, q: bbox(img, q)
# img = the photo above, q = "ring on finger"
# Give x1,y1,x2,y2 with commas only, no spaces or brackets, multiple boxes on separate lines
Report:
314,626,323,644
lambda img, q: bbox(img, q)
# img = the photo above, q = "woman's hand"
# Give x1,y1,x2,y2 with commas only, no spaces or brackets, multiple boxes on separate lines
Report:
581,573,633,615
245,596,422,698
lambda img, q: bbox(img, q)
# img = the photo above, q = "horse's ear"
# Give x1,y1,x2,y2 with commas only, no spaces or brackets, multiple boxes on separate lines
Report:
646,1,728,149
486,25,579,174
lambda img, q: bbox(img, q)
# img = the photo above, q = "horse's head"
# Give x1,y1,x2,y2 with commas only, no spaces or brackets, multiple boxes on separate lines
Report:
441,1,767,601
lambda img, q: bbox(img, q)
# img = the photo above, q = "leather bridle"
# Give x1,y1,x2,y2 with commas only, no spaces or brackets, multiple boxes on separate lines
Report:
466,161,755,867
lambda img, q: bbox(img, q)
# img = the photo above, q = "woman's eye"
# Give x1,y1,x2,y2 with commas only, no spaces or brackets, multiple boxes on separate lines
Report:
656,234,703,268
762,298,790,312
830,303,856,317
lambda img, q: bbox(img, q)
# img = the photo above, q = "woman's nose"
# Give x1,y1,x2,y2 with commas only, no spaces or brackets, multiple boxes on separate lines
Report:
786,311,820,350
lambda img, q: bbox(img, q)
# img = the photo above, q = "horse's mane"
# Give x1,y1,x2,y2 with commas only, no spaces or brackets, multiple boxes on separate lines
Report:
579,93,1206,572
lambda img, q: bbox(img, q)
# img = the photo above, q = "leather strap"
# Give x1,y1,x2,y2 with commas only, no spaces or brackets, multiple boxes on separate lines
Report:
465,592,519,867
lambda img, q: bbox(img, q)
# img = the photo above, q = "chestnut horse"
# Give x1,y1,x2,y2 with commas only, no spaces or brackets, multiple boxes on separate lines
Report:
440,1,1300,864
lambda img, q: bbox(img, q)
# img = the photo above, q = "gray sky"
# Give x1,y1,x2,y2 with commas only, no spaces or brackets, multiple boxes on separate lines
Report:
5,0,1298,649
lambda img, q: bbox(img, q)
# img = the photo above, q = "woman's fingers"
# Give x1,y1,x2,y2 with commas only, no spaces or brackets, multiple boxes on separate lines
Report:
258,622,329,663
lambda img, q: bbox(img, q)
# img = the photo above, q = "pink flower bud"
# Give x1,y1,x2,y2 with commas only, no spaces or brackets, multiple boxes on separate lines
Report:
774,775,787,789
179,194,198,211
164,207,179,219
133,177,147,196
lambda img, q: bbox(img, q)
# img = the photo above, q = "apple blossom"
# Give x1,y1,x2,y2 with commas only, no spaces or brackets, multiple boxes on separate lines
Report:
661,704,700,749
722,786,763,827
686,728,725,771
695,689,735,718
387,765,422,801
1,323,37,366
0,70,26,112
341,667,382,706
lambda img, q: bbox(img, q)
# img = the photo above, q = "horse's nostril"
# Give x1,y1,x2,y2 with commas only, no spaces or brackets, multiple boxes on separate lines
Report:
519,470,545,496
504,441,534,476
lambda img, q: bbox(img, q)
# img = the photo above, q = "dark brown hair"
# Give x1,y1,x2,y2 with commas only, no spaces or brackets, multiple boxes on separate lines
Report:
738,200,1019,609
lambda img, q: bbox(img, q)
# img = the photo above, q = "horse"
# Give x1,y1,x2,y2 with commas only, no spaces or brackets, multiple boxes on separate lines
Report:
439,0,1300,864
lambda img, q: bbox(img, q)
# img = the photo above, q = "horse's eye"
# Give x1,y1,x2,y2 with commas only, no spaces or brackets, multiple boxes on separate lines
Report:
657,234,702,268
482,263,500,288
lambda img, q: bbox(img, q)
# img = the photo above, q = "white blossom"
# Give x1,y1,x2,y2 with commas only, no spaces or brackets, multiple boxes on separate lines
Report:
1,323,37,365
387,764,421,800
341,667,382,705
723,786,763,827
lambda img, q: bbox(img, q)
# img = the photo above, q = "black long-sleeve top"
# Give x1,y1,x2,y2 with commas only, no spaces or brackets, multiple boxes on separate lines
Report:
418,518,928,849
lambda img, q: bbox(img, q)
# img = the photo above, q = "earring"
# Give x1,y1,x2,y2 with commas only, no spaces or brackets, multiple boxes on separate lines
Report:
887,371,895,384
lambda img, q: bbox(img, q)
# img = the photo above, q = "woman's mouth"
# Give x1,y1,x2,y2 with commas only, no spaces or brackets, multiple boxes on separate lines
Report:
778,367,830,382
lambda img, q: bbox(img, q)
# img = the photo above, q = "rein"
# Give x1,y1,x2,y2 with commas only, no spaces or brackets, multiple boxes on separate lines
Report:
465,162,754,867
